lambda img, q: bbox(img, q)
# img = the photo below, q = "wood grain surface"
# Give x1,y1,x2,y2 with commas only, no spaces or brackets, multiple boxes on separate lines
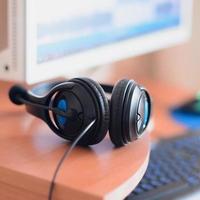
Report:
0,80,150,200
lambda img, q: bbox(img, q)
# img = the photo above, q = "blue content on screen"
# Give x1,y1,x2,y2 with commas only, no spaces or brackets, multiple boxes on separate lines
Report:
37,0,181,63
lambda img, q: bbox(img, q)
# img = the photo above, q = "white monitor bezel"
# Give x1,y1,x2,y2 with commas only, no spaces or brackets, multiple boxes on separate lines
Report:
0,0,26,82
25,0,193,84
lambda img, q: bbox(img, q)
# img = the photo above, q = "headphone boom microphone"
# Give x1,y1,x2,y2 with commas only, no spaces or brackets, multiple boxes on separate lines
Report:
9,85,28,105
9,85,77,119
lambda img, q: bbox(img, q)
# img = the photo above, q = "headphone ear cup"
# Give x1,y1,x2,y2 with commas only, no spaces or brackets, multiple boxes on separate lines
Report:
70,78,110,145
109,79,144,147
109,80,130,147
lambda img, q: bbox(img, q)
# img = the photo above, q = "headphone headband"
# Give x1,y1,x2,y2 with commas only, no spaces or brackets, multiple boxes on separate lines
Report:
30,81,114,97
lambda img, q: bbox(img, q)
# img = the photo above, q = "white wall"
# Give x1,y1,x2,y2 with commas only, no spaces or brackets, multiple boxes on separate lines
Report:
150,0,200,90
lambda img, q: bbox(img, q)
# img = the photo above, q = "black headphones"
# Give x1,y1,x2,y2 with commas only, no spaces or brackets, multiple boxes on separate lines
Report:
9,77,151,147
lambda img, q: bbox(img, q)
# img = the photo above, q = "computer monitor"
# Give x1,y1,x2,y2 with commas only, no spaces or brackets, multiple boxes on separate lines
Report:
0,0,193,84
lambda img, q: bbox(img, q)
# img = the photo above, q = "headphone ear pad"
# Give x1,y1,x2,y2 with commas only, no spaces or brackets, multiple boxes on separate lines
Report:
109,79,132,147
70,78,110,145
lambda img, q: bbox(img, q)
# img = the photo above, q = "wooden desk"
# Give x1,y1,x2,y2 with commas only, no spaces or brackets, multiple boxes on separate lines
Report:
0,81,150,200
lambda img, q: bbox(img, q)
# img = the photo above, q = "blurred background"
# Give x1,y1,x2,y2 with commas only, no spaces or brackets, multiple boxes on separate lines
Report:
110,0,199,90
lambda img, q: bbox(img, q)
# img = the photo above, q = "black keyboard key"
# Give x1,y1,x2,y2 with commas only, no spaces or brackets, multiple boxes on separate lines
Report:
133,187,144,195
187,176,200,186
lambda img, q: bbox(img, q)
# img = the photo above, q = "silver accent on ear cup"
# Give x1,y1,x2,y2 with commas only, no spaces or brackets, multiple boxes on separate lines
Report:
48,92,59,129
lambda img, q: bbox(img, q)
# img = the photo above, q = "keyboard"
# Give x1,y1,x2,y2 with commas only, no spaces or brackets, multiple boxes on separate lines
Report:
126,131,200,200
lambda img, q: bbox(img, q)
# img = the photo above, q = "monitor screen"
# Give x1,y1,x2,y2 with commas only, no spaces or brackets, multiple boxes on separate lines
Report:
24,0,192,83
36,0,181,64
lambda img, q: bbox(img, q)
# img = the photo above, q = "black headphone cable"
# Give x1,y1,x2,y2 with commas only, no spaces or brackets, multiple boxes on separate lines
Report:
18,97,76,119
48,119,96,200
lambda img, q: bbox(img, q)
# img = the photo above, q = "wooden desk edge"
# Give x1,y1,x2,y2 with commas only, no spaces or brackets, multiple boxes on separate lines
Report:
105,151,150,200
